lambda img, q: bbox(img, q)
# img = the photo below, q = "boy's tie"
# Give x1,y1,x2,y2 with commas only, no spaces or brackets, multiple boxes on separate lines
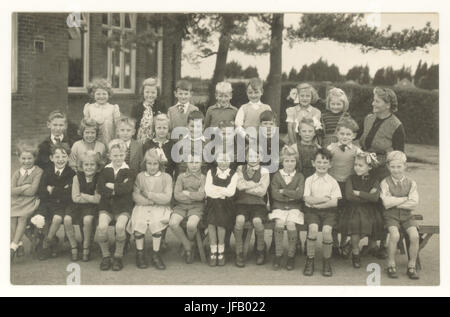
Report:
178,104,184,113
339,144,346,152
56,170,61,177
125,144,131,165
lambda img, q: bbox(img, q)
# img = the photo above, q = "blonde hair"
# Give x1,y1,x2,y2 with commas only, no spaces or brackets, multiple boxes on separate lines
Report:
143,148,164,171
326,87,349,112
280,145,299,165
78,150,102,172
386,150,407,164
296,83,319,104
154,113,170,128
108,139,126,153
216,81,233,94
355,151,380,169
16,140,38,157
87,78,113,98
139,77,159,97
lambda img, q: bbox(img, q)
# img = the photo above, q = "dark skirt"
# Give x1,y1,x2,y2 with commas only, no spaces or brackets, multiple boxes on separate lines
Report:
339,202,382,237
66,203,98,224
205,197,235,229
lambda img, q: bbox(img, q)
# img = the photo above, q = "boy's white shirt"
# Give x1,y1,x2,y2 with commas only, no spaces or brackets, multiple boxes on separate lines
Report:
380,176,419,210
105,162,129,177
303,172,342,207
19,166,35,176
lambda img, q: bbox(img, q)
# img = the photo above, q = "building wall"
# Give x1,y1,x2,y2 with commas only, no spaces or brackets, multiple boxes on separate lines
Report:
12,13,69,146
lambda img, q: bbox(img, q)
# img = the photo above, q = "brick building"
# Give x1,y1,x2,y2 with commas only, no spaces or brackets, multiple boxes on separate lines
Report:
11,13,182,145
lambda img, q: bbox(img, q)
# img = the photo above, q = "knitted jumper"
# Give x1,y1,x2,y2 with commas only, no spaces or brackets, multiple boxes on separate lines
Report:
271,171,305,210
235,166,266,206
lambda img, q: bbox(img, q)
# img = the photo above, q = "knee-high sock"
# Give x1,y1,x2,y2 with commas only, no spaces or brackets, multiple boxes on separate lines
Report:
255,228,265,251
274,228,284,257
306,237,316,258
323,242,333,259
114,229,126,258
287,230,297,257
234,227,244,254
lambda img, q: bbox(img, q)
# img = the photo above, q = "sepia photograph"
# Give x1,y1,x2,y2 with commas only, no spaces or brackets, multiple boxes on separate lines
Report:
9,8,440,287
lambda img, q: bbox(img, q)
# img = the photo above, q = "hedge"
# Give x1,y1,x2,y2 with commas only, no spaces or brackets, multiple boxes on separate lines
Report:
203,81,438,145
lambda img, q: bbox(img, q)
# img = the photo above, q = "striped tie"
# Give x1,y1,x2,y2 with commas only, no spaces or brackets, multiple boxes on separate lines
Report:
125,145,131,165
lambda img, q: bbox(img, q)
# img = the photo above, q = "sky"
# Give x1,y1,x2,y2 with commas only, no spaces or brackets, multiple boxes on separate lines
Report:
181,13,439,79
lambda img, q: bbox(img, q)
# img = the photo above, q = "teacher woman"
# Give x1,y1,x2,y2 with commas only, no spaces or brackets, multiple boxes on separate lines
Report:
359,87,405,181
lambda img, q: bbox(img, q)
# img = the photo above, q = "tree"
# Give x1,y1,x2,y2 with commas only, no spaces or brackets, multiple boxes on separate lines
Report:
417,64,439,90
373,68,386,86
242,66,259,78
346,65,371,84
288,67,298,81
224,61,244,78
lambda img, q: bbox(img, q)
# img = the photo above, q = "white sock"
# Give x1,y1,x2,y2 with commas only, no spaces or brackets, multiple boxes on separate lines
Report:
10,242,19,251
152,236,161,252
218,244,225,253
210,245,218,254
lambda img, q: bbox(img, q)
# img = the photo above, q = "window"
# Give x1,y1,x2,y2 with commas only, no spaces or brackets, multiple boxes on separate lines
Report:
12,13,17,93
102,13,137,93
68,13,89,93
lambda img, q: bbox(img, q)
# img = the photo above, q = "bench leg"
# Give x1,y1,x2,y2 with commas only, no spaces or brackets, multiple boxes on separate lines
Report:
243,227,254,259
195,231,207,264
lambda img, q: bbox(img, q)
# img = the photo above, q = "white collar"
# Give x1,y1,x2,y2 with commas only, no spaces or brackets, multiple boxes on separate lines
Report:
51,134,64,144
280,169,296,177
20,166,35,176
106,162,129,172
124,140,131,148
54,166,65,175
391,176,406,185
153,138,169,146
145,171,161,177
336,142,354,149
311,172,331,181
216,168,230,177
298,105,312,112
249,100,262,107
183,134,205,142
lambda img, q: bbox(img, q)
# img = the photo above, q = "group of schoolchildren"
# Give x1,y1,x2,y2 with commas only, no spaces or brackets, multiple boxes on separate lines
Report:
11,76,421,280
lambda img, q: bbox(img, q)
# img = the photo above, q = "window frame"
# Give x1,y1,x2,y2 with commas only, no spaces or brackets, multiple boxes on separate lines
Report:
102,13,137,94
68,13,90,93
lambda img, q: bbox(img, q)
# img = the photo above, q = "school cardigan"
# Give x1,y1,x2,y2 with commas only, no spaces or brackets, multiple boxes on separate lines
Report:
235,165,270,206
11,166,44,217
167,103,199,130
327,142,360,182
204,103,238,128
124,139,144,173
380,176,419,210
271,171,305,210
38,164,76,207
36,135,75,171
97,163,136,214
359,113,405,154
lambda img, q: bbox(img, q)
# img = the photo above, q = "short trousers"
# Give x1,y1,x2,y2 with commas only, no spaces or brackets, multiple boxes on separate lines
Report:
99,210,131,221
269,209,304,225
304,206,338,228
236,204,268,222
173,203,204,219
35,202,73,220
383,208,417,231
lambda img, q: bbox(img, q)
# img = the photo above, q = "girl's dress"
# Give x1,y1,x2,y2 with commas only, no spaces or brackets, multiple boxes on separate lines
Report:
131,100,166,144
71,172,99,221
83,102,121,146
205,167,237,230
292,141,320,179
339,173,383,238
69,140,107,170
11,166,43,218
321,110,351,148
127,171,173,235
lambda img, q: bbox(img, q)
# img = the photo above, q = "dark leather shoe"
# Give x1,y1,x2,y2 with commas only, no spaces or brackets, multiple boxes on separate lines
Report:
151,251,166,270
387,266,398,278
10,249,16,263
100,256,112,271
235,252,245,268
273,256,282,270
217,252,225,266
322,258,333,277
209,252,217,267
38,247,51,261
112,257,124,271
407,267,420,280
255,249,265,265
376,246,388,259
185,250,195,264
17,245,25,257
352,253,361,269
303,257,314,276
136,250,148,269
286,256,295,271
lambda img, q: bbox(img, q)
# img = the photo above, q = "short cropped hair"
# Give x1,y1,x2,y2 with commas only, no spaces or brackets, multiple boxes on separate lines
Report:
78,118,99,137
298,117,315,130
78,150,102,172
87,78,113,98
216,81,232,94
335,116,359,133
139,77,159,96
154,113,170,128
187,110,204,124
313,148,332,161
374,87,398,113
50,142,71,156
247,78,263,91
386,150,407,164
47,110,67,124
16,140,38,157
259,110,277,124
176,79,193,92
117,116,136,129
296,83,319,104
108,139,126,153
326,87,349,112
